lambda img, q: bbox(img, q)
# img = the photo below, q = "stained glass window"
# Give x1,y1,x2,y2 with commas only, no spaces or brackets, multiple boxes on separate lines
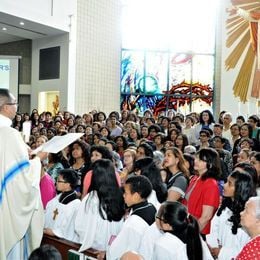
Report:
121,0,218,115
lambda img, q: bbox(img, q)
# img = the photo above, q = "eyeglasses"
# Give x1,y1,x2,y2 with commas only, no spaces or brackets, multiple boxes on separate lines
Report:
5,102,18,106
200,134,207,137
155,216,165,222
56,180,68,183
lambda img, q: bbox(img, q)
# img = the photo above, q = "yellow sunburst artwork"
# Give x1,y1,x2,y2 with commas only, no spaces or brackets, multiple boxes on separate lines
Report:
226,0,260,102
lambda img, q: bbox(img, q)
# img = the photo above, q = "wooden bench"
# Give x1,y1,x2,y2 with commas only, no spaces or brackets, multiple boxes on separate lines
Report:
41,234,99,260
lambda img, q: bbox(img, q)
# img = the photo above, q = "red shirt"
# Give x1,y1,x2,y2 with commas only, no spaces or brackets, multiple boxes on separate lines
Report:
183,175,220,234
235,236,260,260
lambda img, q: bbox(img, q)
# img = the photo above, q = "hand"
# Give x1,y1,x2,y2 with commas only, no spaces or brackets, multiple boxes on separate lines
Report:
94,250,105,260
36,151,48,161
43,228,55,236
210,246,222,258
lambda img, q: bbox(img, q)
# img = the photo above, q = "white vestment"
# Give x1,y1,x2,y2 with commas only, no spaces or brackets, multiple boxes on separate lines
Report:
74,191,123,252
138,223,163,260
107,214,149,260
0,114,44,259
206,207,250,260
45,194,80,241
152,232,188,260
152,232,213,260
147,190,161,211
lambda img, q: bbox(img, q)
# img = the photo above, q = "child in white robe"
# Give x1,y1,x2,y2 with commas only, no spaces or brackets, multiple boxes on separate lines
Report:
107,175,157,260
152,201,213,260
44,169,80,241
206,170,254,259
74,159,125,253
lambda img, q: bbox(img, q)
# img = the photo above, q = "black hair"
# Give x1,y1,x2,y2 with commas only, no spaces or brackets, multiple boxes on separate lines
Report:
233,162,258,191
199,109,215,125
137,143,154,158
87,159,125,221
58,169,79,189
248,115,259,123
236,115,245,123
168,128,181,141
100,126,111,138
106,140,117,150
240,123,253,138
183,153,195,176
157,201,202,260
175,133,189,153
217,170,255,234
76,124,86,132
148,124,162,134
196,148,221,180
69,140,90,165
97,111,107,121
90,145,113,161
199,128,212,137
140,161,168,203
169,121,182,132
109,111,120,120
29,244,62,260
125,175,153,199
114,135,128,150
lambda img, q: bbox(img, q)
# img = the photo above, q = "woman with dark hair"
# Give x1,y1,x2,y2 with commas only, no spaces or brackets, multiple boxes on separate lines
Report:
250,152,260,195
206,170,254,260
154,133,165,151
96,111,107,125
194,110,215,139
232,123,252,153
230,123,240,148
183,153,195,176
167,128,180,144
175,133,189,153
183,148,221,236
46,152,65,182
236,115,245,126
30,111,40,128
100,126,111,140
114,135,128,158
69,140,91,194
44,169,80,241
233,162,258,195
133,157,167,209
12,113,23,131
153,201,205,260
75,159,125,252
82,145,121,197
163,147,189,202
128,127,141,146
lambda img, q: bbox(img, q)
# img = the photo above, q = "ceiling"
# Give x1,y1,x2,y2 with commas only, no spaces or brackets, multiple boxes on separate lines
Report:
0,12,67,44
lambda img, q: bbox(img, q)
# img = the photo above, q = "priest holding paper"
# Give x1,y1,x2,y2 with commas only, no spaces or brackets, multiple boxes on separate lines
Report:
0,88,47,259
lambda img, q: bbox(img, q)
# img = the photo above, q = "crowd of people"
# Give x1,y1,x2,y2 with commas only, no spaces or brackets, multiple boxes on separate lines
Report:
1,87,260,259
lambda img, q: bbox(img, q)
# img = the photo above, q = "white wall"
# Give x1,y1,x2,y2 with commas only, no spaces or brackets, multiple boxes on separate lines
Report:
75,0,122,115
1,0,76,31
31,33,71,112
219,0,259,119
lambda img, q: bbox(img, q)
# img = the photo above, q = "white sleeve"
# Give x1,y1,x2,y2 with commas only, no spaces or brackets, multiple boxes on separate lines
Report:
107,215,148,260
206,211,220,248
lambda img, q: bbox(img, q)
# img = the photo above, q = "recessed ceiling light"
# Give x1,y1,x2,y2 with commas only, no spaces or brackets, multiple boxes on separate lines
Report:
2,27,7,31
20,21,24,26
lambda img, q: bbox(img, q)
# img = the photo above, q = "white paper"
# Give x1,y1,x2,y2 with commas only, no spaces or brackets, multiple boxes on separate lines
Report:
31,133,84,154
22,121,31,143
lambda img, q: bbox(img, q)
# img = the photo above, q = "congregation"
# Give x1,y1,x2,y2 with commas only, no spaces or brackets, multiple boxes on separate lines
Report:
1,88,260,259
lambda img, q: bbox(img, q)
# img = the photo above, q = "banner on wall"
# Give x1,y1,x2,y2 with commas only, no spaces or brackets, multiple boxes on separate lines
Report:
0,56,20,100
0,60,10,89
